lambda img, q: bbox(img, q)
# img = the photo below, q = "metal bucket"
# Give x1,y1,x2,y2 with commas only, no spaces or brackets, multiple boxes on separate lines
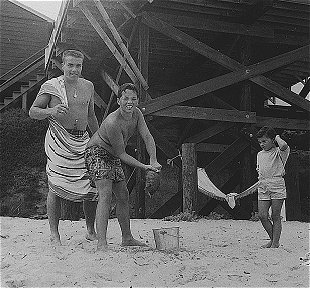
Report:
152,227,180,251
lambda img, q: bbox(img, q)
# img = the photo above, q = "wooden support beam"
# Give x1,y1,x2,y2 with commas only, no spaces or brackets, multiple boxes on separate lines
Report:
152,106,256,123
182,143,197,214
150,12,274,38
93,0,148,90
78,3,138,84
256,116,310,130
101,70,119,95
196,143,229,153
299,79,310,98
141,13,310,113
185,122,235,144
205,138,249,176
141,45,310,114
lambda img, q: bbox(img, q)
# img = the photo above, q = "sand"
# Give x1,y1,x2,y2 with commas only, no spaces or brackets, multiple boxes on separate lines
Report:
0,217,309,288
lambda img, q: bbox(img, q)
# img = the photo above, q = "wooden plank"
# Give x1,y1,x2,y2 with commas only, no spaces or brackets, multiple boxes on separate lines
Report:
152,106,256,123
182,143,198,214
141,45,310,114
256,116,310,130
195,143,229,153
151,12,274,38
299,79,310,98
185,122,235,144
141,13,310,112
205,138,249,176
93,0,148,90
78,3,138,84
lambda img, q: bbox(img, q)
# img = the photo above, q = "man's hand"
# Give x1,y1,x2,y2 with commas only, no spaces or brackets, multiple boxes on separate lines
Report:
145,164,161,173
50,104,69,116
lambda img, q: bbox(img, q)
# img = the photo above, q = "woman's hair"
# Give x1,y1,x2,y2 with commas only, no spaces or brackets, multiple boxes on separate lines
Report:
256,126,276,139
117,83,139,99
62,50,84,62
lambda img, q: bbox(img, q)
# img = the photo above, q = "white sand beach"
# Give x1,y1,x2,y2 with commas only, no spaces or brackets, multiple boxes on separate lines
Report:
0,217,309,287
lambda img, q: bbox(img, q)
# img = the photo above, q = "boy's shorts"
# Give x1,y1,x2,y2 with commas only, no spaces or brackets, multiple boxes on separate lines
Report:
258,177,286,200
84,145,126,187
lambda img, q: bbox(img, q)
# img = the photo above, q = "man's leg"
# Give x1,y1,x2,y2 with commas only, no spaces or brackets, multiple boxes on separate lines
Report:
95,179,113,251
270,199,285,248
113,181,147,247
47,189,61,245
258,200,273,248
83,200,97,241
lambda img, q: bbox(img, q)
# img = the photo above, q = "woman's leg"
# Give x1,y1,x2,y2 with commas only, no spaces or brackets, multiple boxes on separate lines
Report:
95,179,113,250
270,199,285,248
258,200,273,248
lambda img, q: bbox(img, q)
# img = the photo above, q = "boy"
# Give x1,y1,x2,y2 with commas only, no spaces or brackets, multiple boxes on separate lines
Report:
85,83,161,251
256,126,290,248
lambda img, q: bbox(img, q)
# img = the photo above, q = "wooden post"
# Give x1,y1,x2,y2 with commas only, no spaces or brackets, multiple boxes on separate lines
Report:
239,39,253,219
135,22,149,218
182,143,197,214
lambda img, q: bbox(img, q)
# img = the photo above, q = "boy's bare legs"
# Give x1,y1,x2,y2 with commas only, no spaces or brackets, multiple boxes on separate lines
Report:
258,200,273,248
83,200,97,241
113,181,147,247
95,179,113,251
270,199,284,248
47,189,61,246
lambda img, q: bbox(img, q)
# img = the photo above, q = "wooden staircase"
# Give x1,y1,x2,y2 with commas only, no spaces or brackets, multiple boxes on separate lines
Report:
0,47,47,112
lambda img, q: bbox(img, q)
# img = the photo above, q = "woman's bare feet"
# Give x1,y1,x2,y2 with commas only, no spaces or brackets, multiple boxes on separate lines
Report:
261,240,272,248
121,238,148,247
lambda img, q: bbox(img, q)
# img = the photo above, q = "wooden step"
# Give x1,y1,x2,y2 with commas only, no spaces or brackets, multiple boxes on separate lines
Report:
12,91,21,99
4,97,14,105
36,74,46,81
28,79,38,87
21,85,29,93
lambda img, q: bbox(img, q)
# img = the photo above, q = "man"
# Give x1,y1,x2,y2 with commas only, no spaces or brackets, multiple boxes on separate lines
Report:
29,50,99,246
85,83,161,251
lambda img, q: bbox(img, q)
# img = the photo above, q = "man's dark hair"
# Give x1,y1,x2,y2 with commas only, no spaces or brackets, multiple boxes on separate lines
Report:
256,126,276,139
62,49,84,63
117,83,139,99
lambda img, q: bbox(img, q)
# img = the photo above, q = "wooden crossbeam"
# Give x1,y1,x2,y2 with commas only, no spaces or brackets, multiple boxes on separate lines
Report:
299,79,310,98
93,0,148,90
78,3,138,84
152,106,256,123
185,122,235,144
141,13,310,113
256,116,310,130
150,12,274,38
205,137,249,176
196,143,229,153
140,44,310,114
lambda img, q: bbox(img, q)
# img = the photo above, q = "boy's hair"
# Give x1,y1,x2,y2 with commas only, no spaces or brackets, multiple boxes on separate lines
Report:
117,83,139,99
62,49,84,63
256,126,276,139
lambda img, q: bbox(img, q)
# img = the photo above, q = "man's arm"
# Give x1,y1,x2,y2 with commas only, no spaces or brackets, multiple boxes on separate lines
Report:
29,93,68,120
105,119,156,171
136,109,161,170
87,83,99,135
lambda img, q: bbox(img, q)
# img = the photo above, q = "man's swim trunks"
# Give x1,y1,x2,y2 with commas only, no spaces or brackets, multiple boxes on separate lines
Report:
85,145,126,187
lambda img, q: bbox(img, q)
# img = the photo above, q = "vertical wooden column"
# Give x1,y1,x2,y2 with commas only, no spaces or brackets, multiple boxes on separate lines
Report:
135,22,149,218
182,143,197,214
239,39,253,219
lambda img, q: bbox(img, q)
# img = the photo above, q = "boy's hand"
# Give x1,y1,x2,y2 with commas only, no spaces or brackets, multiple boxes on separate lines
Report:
145,164,160,173
150,161,162,172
